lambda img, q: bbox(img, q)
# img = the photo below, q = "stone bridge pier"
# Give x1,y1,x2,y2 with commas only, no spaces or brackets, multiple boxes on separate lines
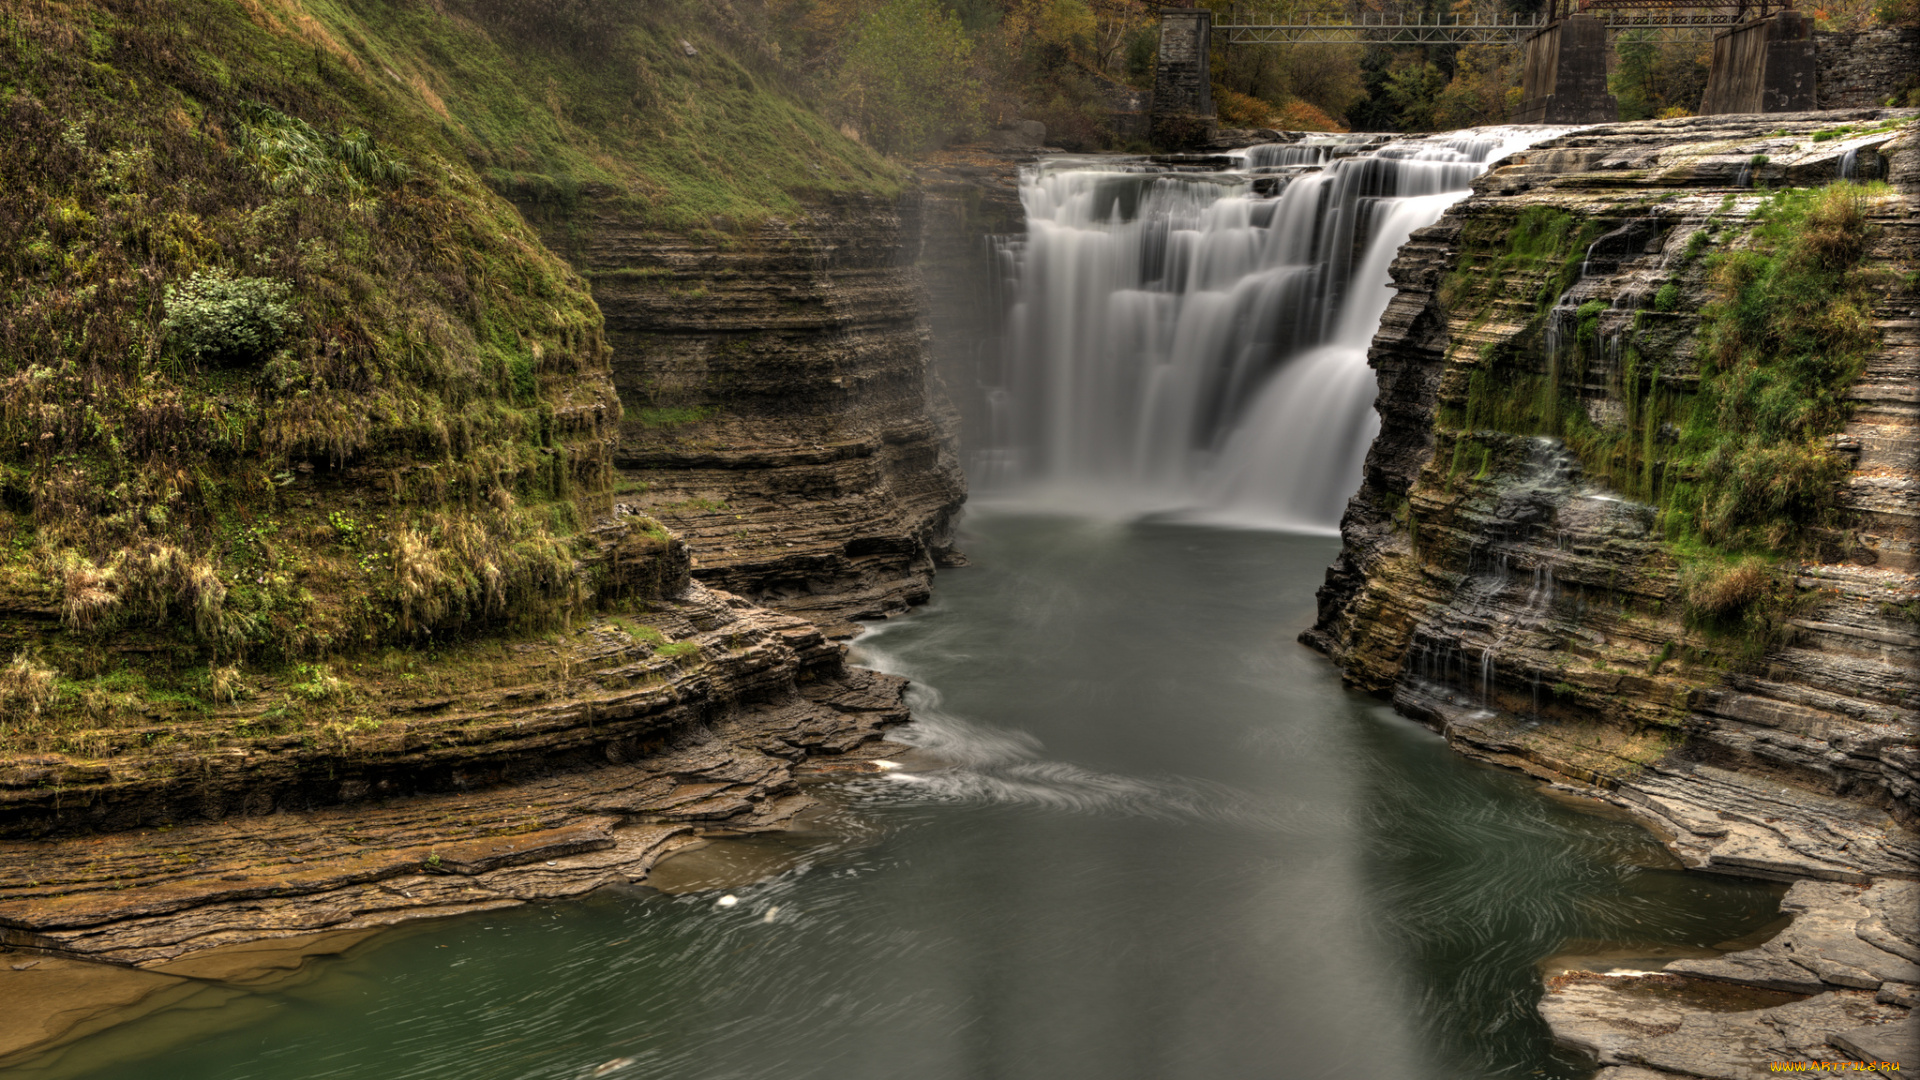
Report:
1514,15,1619,124
1699,11,1817,114
1150,7,1215,149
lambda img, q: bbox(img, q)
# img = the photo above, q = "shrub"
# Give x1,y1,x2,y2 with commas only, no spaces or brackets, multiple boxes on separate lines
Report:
834,0,983,153
1874,0,1920,25
289,663,347,702
1683,557,1773,620
1214,86,1274,128
161,273,297,366
0,652,59,718
1799,183,1873,269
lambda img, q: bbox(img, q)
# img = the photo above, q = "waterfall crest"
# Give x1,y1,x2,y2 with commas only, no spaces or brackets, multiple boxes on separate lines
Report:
989,128,1571,533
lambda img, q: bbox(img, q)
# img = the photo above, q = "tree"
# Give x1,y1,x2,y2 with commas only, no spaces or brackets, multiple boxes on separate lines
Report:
1384,55,1448,130
836,0,986,152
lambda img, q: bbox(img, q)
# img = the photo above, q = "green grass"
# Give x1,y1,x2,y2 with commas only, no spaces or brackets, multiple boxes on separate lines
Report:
0,0,709,728
1809,118,1909,143
282,0,907,230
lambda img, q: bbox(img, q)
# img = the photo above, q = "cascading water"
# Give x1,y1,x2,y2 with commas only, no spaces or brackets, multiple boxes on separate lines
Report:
992,128,1572,532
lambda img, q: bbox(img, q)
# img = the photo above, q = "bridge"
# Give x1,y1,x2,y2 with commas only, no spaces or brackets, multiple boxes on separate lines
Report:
1210,7,1757,46
1151,0,1817,146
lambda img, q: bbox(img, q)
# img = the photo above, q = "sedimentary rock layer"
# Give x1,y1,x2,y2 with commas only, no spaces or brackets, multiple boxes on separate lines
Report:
522,193,969,637
1307,110,1920,1073
1542,879,1919,1074
1309,110,1919,840
0,583,908,971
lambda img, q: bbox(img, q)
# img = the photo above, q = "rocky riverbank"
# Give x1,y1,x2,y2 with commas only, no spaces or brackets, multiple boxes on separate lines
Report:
0,573,909,1065
1308,110,1920,1072
0,570,909,945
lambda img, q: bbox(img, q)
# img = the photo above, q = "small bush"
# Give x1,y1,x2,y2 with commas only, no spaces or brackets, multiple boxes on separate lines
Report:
289,663,347,702
1799,183,1873,269
1874,0,1920,25
1213,86,1274,128
0,652,59,718
1683,558,1772,621
161,273,297,366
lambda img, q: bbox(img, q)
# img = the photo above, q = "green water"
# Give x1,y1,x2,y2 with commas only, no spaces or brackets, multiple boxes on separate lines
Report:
23,514,1782,1079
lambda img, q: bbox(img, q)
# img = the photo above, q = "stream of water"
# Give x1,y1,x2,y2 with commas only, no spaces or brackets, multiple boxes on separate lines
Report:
25,515,1783,1080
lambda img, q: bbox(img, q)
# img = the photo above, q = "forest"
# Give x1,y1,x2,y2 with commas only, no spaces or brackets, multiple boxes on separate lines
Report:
745,0,1920,149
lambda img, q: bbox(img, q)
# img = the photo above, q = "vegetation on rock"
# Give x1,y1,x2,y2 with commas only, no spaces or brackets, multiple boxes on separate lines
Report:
0,0,737,753
1438,178,1897,657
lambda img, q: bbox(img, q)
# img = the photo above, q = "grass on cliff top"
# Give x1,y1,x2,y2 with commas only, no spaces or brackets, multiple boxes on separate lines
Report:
1436,183,1893,653
275,0,906,230
0,607,700,760
0,0,711,744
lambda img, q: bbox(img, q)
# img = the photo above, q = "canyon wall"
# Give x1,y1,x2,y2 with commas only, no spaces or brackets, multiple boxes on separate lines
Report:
521,192,968,639
1307,111,1920,1072
1309,112,1918,878
0,0,945,965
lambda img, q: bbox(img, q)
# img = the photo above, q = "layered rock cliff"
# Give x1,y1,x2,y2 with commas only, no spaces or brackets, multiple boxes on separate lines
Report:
0,0,938,988
524,192,968,639
1306,111,1920,1072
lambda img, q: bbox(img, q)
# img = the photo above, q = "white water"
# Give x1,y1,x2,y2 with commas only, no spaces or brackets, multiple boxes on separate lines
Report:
991,128,1573,533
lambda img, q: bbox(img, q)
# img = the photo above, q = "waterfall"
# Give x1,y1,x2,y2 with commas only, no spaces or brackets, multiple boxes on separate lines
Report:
991,128,1573,532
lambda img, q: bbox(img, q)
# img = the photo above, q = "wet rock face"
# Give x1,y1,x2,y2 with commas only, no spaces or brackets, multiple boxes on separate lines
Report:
915,147,1032,480
519,192,968,637
1306,111,1920,855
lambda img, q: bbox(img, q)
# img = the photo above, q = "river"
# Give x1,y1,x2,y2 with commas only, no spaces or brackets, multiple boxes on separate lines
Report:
26,513,1783,1080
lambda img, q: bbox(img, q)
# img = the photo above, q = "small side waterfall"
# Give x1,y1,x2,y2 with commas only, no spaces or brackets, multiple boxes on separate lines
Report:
990,128,1571,532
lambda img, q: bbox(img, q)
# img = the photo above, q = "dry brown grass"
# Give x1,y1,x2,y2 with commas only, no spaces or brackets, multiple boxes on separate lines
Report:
0,652,59,719
1684,558,1774,618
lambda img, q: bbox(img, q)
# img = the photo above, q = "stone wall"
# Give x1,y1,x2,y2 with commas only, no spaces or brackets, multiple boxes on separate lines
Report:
1816,27,1920,108
1700,12,1817,115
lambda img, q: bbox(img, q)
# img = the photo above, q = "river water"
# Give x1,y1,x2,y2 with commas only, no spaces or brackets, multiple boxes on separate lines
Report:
31,514,1783,1080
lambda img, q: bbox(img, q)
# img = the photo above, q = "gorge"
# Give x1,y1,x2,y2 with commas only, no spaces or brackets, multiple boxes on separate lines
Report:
1,1,1917,1075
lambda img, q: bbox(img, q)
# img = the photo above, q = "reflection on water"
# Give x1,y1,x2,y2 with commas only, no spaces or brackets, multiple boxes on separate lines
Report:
18,514,1781,1080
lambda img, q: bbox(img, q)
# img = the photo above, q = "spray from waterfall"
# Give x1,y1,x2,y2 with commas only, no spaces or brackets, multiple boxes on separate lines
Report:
986,127,1576,532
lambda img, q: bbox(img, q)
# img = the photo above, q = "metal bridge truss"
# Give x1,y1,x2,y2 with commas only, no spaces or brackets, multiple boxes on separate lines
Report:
1213,7,1760,45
